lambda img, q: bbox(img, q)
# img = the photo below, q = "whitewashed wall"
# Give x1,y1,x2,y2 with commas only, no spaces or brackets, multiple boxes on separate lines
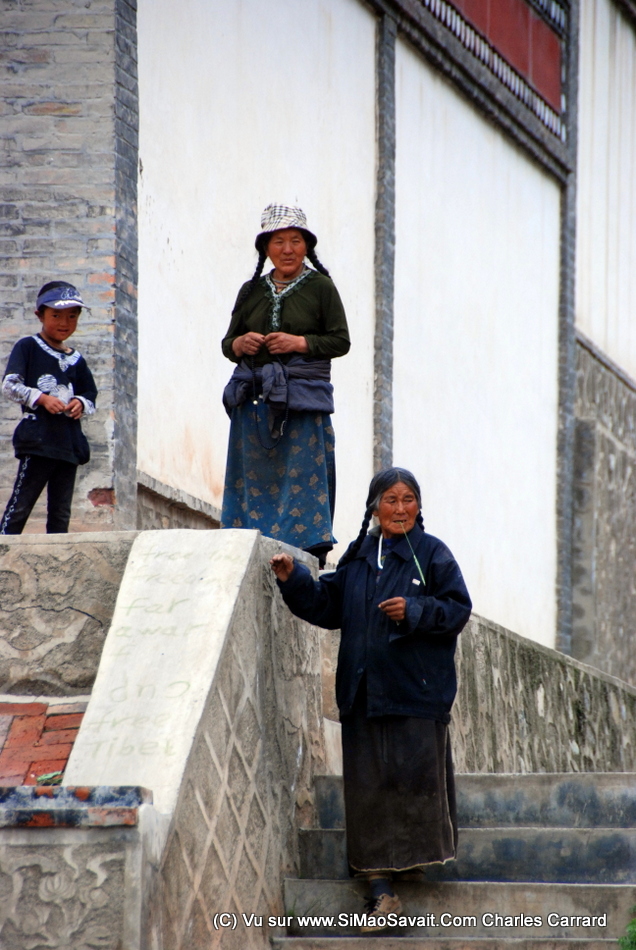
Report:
576,0,636,376
137,0,376,550
393,41,561,646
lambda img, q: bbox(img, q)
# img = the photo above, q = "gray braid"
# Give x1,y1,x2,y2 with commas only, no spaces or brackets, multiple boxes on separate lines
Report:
306,246,331,278
337,507,374,569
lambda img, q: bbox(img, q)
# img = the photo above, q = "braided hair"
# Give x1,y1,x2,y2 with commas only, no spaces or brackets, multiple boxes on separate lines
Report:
231,246,267,315
337,467,424,569
232,229,332,315
306,245,331,278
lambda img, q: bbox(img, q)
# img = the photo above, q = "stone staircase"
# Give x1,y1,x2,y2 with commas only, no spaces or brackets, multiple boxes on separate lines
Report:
273,772,636,948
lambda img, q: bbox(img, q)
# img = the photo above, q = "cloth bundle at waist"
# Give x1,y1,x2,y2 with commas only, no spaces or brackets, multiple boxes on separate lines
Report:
223,355,334,415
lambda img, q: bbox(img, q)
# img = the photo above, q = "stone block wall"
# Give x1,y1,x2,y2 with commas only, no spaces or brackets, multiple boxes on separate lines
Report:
156,536,325,950
572,336,636,686
453,614,636,773
0,532,136,695
0,0,138,532
137,472,220,531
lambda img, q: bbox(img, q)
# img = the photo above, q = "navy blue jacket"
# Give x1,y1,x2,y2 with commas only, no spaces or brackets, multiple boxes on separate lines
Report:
277,524,471,721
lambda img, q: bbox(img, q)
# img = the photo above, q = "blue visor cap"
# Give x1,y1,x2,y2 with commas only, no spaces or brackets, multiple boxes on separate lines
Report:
36,285,86,310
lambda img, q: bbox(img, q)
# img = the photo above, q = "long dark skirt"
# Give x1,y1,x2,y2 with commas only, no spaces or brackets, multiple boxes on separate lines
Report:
341,684,457,874
221,401,336,554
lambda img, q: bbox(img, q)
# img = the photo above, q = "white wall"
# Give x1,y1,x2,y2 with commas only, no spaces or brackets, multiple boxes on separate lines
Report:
394,40,561,645
137,0,376,551
576,0,636,375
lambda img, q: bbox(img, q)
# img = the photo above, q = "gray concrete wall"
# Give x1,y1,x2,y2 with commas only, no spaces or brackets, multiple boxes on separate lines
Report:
0,532,136,695
572,335,636,687
0,0,137,532
60,529,325,950
157,535,325,950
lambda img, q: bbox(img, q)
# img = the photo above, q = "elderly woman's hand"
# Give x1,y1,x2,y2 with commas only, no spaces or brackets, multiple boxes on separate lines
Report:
232,332,266,357
379,597,407,622
270,553,295,582
264,332,309,354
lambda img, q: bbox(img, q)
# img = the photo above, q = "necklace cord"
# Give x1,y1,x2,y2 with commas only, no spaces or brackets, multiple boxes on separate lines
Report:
400,524,427,586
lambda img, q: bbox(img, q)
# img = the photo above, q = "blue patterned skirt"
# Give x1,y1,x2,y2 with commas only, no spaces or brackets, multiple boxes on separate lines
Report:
221,400,336,554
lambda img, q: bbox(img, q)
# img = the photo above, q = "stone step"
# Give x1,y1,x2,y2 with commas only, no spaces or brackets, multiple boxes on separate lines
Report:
313,773,636,831
299,826,636,883
283,879,633,940
274,938,620,950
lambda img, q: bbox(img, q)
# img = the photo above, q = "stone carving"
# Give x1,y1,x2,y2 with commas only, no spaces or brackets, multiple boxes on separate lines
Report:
0,838,126,949
0,534,136,695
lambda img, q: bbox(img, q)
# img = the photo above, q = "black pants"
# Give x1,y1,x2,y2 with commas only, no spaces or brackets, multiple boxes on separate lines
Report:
0,456,77,534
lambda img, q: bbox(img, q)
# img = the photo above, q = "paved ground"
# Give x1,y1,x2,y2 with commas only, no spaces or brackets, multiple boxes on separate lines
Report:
0,698,87,785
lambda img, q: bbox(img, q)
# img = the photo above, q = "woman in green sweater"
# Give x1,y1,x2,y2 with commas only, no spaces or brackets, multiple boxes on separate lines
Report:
221,204,350,566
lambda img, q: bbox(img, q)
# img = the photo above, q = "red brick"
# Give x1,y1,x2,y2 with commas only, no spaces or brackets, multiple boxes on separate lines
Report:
37,728,78,746
5,714,46,747
0,744,72,767
43,713,83,731
0,703,47,717
0,770,27,786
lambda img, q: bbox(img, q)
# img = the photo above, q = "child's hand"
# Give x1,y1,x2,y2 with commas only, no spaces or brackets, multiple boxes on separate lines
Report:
37,393,68,414
65,398,83,419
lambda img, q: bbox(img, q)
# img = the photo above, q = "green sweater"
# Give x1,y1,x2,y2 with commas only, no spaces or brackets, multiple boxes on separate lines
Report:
222,270,351,367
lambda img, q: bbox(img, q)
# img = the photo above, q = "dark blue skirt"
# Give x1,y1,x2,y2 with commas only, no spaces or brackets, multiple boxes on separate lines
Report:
221,400,336,553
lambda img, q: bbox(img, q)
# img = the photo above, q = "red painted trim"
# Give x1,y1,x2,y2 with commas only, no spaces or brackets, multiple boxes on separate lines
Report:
450,0,562,112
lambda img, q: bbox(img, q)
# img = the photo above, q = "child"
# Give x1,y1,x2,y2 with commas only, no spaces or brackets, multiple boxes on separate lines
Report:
0,281,97,534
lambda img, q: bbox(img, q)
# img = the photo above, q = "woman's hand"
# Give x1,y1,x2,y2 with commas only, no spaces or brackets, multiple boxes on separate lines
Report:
264,332,308,354
270,553,295,582
378,597,407,622
232,332,266,357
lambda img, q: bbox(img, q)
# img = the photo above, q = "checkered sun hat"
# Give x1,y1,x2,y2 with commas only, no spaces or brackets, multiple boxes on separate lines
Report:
255,204,317,249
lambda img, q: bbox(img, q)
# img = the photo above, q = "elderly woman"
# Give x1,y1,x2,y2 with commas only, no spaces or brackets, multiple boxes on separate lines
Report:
270,467,472,931
221,204,350,566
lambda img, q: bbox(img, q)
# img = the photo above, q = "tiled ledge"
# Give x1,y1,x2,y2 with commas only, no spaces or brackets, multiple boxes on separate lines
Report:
0,785,152,828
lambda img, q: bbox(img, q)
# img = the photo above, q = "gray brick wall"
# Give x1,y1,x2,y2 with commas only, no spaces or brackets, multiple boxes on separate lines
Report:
572,335,636,687
0,0,137,533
